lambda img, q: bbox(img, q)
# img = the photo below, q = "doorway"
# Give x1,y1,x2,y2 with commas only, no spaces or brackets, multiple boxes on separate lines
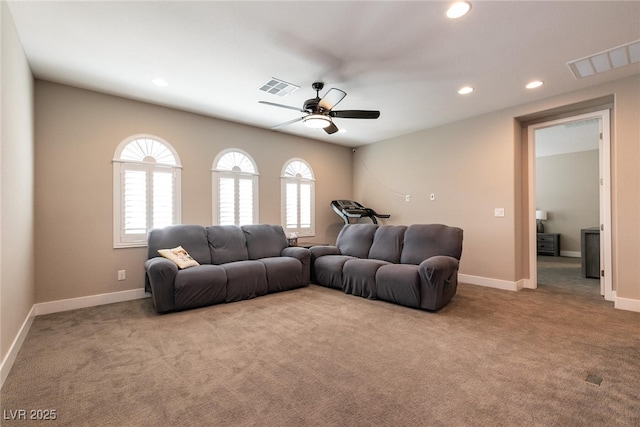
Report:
526,110,612,300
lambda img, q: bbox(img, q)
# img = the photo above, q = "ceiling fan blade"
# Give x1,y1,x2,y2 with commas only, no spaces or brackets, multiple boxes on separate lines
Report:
318,88,346,111
330,110,380,119
259,101,306,113
323,122,340,134
272,116,304,129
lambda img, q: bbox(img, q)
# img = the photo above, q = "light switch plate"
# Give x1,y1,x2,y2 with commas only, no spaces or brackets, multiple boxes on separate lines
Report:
494,208,505,217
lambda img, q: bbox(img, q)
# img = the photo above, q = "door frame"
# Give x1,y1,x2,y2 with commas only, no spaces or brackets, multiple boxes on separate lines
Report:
525,109,612,300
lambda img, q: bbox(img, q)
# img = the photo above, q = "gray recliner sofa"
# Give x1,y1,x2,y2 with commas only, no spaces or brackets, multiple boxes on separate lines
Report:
145,224,310,313
310,223,463,311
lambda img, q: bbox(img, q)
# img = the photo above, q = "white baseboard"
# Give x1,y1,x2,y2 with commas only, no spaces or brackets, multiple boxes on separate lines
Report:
614,295,640,312
1,288,149,391
0,305,36,390
461,274,640,313
35,288,149,316
458,274,521,291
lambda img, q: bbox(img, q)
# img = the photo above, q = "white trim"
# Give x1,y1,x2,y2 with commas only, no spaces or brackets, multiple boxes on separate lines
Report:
614,294,640,313
0,305,36,390
113,134,182,166
527,110,612,297
0,289,149,390
459,274,523,291
34,288,149,316
211,149,260,226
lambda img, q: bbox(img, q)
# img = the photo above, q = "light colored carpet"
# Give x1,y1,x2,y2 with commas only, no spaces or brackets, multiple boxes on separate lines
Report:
1,277,639,426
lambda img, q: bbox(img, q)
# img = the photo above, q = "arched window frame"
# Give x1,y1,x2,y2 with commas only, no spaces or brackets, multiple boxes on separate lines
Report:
281,158,315,237
112,135,182,248
211,148,259,226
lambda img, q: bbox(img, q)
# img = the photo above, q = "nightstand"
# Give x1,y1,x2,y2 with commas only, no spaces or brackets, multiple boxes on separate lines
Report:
537,233,560,256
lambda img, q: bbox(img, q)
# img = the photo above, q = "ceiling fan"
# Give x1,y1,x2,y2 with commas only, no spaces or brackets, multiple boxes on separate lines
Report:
259,82,380,135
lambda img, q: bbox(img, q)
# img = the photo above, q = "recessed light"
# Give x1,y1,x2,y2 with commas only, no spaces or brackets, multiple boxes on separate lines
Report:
447,2,471,19
152,78,169,87
457,86,474,95
526,80,544,89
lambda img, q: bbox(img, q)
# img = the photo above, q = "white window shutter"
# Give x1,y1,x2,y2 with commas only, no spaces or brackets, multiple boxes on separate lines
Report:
113,136,181,248
219,176,236,225
152,170,174,229
123,168,147,235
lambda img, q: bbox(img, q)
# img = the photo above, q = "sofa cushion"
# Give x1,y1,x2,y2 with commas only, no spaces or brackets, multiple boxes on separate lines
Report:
400,224,463,265
368,225,407,263
222,260,268,302
242,224,288,259
207,225,249,265
259,257,304,293
148,225,211,265
376,264,421,308
336,224,378,258
313,255,355,290
174,265,227,310
343,258,390,299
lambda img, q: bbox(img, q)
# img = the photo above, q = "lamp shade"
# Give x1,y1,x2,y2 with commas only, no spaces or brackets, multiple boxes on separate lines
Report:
303,114,331,129
535,210,548,221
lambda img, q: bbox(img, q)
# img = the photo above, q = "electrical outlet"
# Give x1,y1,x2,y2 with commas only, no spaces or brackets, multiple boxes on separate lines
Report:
118,270,126,281
405,194,411,202
494,208,505,217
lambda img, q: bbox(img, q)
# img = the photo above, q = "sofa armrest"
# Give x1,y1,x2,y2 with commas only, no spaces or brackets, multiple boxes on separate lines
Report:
144,257,178,313
281,246,311,284
309,245,341,259
418,256,460,311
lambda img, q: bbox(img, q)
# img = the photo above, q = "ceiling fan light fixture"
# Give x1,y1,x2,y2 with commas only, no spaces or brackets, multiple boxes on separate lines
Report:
303,114,332,129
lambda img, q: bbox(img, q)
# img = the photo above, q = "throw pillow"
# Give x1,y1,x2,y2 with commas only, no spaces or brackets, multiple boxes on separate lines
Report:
158,246,200,269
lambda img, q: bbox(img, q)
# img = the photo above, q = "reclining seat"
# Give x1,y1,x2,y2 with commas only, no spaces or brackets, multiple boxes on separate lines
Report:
312,224,378,289
376,224,463,310
207,225,268,303
241,224,310,293
342,225,407,299
146,224,227,312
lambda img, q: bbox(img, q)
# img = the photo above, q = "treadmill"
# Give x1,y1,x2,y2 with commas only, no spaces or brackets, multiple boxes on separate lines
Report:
331,200,390,225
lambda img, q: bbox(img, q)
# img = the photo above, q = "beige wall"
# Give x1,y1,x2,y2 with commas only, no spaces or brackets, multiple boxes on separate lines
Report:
1,2,35,369
536,150,599,254
354,75,640,302
34,81,352,303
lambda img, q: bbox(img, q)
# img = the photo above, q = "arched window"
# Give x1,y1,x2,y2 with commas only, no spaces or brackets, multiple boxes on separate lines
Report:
281,159,315,237
212,149,259,225
112,135,181,248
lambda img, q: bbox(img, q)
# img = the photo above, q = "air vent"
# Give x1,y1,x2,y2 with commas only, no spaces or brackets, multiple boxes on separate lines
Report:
568,40,640,79
259,78,299,97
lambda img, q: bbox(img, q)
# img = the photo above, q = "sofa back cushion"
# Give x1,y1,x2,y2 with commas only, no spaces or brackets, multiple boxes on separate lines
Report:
400,224,463,265
368,225,407,263
336,224,378,259
147,225,211,265
242,224,288,259
207,225,249,264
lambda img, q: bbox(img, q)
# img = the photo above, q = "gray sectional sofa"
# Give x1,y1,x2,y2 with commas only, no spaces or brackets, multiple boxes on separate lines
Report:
310,223,463,311
145,224,310,313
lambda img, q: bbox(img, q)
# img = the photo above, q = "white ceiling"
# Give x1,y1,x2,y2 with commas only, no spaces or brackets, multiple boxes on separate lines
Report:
535,119,600,158
6,1,640,147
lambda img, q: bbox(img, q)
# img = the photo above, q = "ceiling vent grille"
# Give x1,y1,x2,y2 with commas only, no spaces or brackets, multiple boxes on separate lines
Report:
568,40,640,79
259,78,299,97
